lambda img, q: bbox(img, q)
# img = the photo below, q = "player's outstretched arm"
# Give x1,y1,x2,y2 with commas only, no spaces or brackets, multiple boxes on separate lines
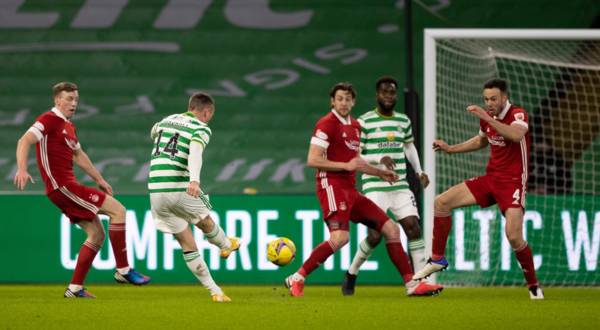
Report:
466,105,527,142
73,148,114,195
433,135,488,154
13,131,37,190
306,144,352,172
487,121,527,142
348,157,398,182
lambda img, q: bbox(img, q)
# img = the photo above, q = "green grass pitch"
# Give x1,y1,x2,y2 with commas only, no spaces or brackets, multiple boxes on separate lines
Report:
1,285,598,329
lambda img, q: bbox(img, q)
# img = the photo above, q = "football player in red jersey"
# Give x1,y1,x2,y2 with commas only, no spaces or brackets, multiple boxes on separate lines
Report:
14,82,150,298
413,78,543,299
284,82,443,297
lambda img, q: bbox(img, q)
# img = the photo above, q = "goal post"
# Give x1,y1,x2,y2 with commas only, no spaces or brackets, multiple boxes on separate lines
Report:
423,29,600,285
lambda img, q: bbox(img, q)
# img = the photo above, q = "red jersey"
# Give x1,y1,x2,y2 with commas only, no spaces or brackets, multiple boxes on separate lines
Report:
28,108,81,194
310,110,361,188
479,103,530,181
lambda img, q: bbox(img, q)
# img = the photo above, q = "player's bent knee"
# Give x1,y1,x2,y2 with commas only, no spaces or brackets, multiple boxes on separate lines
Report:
196,215,215,232
330,239,349,251
329,232,349,251
115,203,126,219
88,232,105,247
434,196,450,213
401,217,421,238
367,232,382,247
406,226,421,240
381,220,400,240
102,196,126,222
506,233,525,249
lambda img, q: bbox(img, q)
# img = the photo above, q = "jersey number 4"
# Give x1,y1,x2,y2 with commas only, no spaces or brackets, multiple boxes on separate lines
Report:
153,130,180,159
512,189,521,205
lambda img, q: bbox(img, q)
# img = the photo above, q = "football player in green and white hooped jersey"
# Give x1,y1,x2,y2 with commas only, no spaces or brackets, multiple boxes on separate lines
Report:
342,76,432,295
148,92,240,302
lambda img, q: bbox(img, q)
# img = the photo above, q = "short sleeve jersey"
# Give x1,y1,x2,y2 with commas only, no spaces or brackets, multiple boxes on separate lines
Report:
148,112,212,193
310,110,361,187
27,108,80,194
357,109,413,193
479,103,530,181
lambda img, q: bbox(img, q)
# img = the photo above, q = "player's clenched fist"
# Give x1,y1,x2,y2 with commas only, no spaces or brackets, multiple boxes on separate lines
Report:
432,139,451,153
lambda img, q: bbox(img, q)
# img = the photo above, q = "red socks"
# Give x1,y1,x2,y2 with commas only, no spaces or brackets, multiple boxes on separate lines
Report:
109,223,129,269
71,241,100,285
432,211,452,260
298,241,335,277
515,242,539,287
386,241,414,283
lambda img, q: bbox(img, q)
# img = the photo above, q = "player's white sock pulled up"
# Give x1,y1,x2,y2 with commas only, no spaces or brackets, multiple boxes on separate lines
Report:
408,238,427,272
183,251,223,296
205,225,230,250
348,239,374,275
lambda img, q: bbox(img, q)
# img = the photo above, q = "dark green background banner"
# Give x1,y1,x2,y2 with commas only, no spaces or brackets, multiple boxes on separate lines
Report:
1,0,598,194
0,195,597,285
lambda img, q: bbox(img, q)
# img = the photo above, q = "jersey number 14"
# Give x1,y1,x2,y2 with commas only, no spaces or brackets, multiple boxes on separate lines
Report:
153,130,180,159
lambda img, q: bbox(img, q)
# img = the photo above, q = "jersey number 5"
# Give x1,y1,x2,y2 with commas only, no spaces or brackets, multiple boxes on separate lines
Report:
153,130,180,159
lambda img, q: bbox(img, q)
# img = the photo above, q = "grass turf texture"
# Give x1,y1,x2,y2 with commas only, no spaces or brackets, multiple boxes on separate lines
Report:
1,285,598,329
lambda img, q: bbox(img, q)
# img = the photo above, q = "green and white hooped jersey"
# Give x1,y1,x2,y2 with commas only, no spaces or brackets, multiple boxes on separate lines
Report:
148,112,211,193
357,109,414,194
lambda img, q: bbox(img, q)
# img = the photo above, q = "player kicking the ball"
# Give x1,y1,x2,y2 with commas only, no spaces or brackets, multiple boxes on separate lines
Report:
148,92,240,302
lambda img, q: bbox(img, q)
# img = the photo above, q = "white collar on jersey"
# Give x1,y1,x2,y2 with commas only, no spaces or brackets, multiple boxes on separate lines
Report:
51,107,69,122
331,109,351,125
496,100,512,120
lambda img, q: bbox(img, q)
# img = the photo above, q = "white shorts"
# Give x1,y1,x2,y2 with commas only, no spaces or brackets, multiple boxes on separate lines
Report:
150,192,212,234
364,189,419,221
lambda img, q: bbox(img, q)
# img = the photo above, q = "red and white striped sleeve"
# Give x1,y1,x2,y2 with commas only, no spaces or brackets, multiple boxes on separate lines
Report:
27,113,59,142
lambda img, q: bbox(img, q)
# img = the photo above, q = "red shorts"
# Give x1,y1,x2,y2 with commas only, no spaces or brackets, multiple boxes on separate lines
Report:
465,175,526,213
316,184,389,232
47,182,106,223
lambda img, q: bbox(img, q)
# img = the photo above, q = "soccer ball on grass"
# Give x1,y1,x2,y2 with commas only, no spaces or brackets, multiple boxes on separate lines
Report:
267,237,296,266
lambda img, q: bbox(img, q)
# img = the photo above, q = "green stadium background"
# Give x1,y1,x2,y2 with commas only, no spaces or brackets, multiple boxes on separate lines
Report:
0,0,598,285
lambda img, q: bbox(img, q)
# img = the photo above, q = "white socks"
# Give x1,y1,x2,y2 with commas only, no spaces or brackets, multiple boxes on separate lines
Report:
348,237,427,275
408,238,427,272
205,225,230,250
183,251,222,295
348,239,374,275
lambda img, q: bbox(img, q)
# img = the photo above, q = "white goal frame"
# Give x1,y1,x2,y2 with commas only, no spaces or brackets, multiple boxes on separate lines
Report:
422,29,600,282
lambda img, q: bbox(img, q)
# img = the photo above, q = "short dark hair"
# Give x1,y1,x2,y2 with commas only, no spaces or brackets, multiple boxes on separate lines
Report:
53,82,78,97
483,78,508,93
188,92,215,111
376,76,398,91
329,82,356,99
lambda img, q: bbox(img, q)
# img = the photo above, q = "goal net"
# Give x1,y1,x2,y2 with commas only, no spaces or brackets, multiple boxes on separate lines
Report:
423,29,600,286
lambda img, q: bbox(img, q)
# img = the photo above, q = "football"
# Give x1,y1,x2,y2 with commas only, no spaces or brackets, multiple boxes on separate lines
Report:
267,237,296,266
